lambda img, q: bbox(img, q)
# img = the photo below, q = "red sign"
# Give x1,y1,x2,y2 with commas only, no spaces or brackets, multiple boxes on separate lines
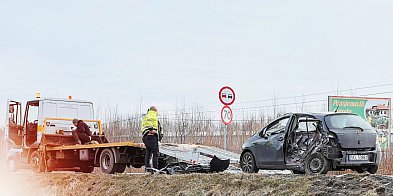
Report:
219,86,235,105
221,105,233,125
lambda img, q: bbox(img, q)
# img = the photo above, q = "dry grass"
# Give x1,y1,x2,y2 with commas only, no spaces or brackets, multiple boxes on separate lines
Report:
33,173,313,196
17,172,393,196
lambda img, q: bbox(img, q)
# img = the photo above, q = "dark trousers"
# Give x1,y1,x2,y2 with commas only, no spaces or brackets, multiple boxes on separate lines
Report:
142,134,159,169
72,130,91,144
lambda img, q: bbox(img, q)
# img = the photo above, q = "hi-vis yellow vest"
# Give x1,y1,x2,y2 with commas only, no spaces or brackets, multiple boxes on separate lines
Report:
141,110,159,134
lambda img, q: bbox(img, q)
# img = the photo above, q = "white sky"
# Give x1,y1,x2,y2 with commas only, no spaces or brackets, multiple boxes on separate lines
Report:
1,1,393,123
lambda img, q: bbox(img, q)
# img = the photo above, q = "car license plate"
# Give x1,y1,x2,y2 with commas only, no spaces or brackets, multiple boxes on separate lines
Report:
348,155,368,161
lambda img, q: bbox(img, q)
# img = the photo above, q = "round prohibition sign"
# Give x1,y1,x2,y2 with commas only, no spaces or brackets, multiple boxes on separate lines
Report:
221,105,233,125
219,86,236,105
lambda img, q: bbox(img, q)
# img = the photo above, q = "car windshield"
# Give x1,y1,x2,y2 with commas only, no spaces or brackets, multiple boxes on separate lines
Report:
325,114,372,130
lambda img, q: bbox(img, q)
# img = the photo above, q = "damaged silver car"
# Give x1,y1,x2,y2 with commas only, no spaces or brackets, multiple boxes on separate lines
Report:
240,113,381,174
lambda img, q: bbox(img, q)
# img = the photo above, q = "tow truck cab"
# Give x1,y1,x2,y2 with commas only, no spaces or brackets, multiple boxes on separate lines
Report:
5,98,99,170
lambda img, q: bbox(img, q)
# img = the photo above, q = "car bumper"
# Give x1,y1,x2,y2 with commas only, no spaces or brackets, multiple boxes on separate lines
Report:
336,150,380,166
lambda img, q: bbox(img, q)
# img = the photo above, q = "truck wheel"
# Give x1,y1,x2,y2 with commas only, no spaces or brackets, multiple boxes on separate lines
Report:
240,151,259,173
7,158,18,172
30,151,45,173
80,164,95,173
367,165,378,174
100,149,118,174
304,153,330,174
116,164,126,173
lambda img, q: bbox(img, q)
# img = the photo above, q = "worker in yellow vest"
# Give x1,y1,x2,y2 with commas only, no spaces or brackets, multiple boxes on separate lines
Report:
141,106,159,172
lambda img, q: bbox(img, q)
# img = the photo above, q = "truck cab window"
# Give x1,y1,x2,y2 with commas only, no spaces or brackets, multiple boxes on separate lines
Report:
28,105,39,124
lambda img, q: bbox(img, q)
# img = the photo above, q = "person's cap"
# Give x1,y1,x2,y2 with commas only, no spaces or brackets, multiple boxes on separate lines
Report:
72,119,79,124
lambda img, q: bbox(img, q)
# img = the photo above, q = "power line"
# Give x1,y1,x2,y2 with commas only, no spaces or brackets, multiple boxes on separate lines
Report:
161,83,393,113
161,88,393,116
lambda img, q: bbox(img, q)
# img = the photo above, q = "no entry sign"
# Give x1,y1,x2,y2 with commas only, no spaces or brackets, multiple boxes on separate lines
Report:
219,86,235,105
221,105,233,125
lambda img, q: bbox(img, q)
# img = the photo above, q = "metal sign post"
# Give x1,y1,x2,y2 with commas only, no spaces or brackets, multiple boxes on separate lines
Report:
219,86,235,150
221,106,233,150
224,125,227,150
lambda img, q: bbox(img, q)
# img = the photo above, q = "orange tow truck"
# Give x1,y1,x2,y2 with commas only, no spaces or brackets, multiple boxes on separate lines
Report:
5,96,145,173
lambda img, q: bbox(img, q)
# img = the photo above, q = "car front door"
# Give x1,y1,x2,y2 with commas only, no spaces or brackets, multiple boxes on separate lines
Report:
253,115,293,167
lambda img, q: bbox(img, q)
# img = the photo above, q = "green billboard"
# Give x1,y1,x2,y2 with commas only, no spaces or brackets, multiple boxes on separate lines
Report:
328,96,391,149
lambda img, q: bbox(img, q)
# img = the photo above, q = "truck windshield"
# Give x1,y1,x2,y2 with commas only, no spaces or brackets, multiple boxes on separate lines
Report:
325,114,372,130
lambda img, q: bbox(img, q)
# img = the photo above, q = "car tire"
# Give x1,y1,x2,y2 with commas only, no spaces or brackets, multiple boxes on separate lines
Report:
367,165,378,174
7,158,18,172
240,151,259,173
30,151,45,173
304,153,330,174
99,149,119,174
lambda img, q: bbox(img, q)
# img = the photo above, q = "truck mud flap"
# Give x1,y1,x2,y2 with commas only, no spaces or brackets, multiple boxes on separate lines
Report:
209,156,230,172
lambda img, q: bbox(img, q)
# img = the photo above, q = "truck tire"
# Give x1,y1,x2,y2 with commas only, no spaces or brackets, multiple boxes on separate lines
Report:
304,153,330,175
99,149,118,174
30,151,45,173
80,164,95,173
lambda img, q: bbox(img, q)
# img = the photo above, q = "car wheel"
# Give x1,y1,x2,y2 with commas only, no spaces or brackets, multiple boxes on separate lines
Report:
100,149,119,174
304,153,330,174
367,165,378,174
7,158,18,172
240,151,259,173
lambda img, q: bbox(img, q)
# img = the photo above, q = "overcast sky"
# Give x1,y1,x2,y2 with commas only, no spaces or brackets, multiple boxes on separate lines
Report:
1,1,393,123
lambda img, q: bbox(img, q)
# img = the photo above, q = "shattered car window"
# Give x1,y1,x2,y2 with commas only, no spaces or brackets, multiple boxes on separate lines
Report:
325,114,372,130
265,117,289,136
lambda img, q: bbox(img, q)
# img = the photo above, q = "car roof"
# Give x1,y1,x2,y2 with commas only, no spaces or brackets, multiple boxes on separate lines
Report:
284,112,358,120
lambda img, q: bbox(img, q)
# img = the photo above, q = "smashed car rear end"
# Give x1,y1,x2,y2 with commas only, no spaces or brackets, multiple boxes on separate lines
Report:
322,113,381,173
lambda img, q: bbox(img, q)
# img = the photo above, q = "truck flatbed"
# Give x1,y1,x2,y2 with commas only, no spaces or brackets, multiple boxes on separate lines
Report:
45,141,144,151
